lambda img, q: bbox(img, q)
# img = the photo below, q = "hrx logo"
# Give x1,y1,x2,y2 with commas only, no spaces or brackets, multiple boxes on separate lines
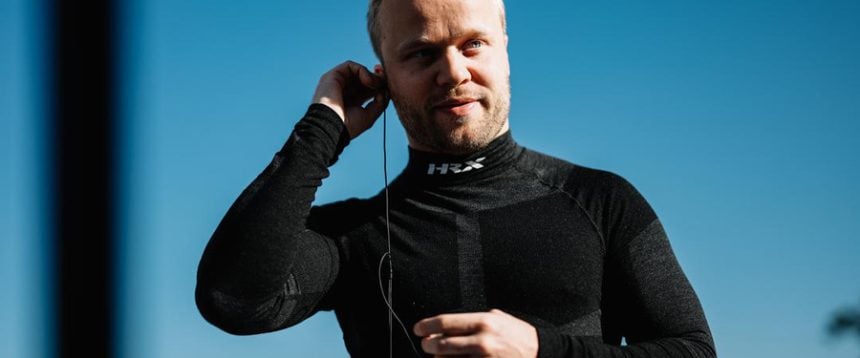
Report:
427,157,486,175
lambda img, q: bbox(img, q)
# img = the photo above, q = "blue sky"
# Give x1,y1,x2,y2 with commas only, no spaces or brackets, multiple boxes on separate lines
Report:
4,0,860,357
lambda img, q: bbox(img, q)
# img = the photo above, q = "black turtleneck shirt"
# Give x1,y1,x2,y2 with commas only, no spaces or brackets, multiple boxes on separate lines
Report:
196,104,716,357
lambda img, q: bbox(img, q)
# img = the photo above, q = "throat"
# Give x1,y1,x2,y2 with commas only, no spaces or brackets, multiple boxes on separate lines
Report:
401,130,522,185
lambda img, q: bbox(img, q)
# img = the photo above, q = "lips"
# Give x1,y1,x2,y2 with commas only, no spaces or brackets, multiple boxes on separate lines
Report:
433,98,479,117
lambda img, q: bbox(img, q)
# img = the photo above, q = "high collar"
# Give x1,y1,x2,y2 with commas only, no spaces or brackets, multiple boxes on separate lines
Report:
399,131,524,186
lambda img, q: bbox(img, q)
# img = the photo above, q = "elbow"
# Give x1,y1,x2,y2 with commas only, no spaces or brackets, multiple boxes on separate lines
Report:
195,283,291,336
694,343,717,358
685,330,717,358
701,340,717,358
195,284,256,335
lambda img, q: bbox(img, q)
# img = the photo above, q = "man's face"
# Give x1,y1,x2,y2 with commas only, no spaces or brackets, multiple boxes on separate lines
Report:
378,0,510,155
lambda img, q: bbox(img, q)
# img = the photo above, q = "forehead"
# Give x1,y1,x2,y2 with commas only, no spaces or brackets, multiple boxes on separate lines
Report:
379,0,503,49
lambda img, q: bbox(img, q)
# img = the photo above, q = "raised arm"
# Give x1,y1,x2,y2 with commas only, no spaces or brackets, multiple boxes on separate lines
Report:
195,61,388,335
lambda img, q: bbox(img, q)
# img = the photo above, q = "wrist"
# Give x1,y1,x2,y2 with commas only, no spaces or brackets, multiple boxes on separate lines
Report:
312,97,345,122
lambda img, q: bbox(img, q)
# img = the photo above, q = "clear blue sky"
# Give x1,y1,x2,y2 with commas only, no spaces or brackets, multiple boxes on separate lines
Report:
4,0,860,357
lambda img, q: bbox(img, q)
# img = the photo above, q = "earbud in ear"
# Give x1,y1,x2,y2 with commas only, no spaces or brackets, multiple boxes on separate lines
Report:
373,64,389,96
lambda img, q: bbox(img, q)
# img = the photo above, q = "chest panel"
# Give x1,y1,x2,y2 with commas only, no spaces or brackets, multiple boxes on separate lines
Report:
477,191,605,325
344,190,606,327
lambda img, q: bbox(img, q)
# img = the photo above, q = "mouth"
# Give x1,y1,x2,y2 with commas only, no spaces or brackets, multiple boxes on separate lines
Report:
432,98,480,117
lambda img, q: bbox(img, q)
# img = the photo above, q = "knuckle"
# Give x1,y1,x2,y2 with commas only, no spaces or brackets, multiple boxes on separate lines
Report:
476,316,493,331
475,336,495,354
436,337,451,350
345,60,363,71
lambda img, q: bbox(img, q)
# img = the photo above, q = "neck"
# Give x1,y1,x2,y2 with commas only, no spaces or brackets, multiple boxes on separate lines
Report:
406,122,511,155
400,130,522,186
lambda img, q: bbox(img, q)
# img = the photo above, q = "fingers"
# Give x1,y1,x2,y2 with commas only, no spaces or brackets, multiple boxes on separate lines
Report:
312,60,384,110
363,92,389,118
340,61,385,108
312,60,388,138
413,313,492,356
337,60,384,91
353,61,385,90
422,333,492,356
414,312,492,337
415,309,539,357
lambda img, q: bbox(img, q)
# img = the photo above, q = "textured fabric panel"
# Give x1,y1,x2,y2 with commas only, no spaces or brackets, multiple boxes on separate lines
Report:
478,192,604,326
557,309,602,336
619,219,713,345
456,214,486,310
538,219,715,357
286,229,340,318
560,165,658,255
387,209,461,319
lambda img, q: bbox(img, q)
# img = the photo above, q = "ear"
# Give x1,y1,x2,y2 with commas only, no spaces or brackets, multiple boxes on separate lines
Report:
373,64,389,95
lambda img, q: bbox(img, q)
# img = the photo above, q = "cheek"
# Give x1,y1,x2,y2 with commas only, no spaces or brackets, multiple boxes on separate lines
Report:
389,66,435,97
391,79,429,106
479,49,510,84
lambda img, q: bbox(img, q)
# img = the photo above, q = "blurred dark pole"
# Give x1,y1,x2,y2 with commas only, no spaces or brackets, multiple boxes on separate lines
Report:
49,0,117,356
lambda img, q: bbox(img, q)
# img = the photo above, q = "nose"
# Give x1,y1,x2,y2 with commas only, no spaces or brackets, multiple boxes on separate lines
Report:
436,48,471,88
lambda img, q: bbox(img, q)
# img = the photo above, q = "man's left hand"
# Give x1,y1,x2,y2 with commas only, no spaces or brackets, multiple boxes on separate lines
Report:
413,309,538,358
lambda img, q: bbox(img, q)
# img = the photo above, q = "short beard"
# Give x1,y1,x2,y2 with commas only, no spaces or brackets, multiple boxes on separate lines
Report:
392,79,510,155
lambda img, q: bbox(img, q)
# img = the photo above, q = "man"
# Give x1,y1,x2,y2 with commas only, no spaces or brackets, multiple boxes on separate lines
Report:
195,0,716,357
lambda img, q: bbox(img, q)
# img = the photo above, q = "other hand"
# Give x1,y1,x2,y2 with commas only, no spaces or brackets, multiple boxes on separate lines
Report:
413,309,539,358
311,60,388,138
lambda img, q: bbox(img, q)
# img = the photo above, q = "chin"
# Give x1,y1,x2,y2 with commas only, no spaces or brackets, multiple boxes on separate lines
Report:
445,130,492,153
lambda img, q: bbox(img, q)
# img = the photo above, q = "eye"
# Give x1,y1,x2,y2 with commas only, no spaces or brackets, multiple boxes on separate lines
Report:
462,40,486,55
465,40,484,49
403,47,440,67
411,49,433,58
405,47,437,62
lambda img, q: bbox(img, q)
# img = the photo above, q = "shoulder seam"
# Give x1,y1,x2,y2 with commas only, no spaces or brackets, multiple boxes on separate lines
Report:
511,160,608,254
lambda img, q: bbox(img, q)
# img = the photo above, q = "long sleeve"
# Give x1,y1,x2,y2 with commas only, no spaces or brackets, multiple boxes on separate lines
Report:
536,172,716,357
195,104,350,335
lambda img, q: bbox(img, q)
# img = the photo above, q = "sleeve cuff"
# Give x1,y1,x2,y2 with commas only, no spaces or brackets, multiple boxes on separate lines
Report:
280,103,352,166
305,103,351,155
536,326,567,358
